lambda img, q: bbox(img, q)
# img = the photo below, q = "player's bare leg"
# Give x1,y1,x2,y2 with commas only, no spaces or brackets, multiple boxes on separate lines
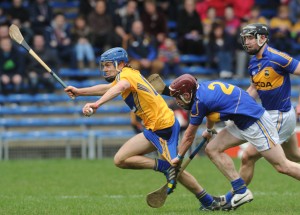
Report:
282,133,300,162
114,133,157,169
240,144,262,185
205,128,253,211
178,170,220,210
260,144,300,180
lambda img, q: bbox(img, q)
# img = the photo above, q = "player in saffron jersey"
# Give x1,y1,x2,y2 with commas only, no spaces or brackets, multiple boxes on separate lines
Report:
217,23,300,208
170,74,300,211
65,48,221,210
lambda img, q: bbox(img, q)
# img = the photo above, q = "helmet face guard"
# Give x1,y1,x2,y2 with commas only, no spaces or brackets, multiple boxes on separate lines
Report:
99,47,128,82
240,23,269,55
169,74,198,110
100,61,118,83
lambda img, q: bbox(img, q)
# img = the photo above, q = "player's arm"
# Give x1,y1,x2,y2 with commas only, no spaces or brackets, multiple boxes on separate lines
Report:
176,123,199,158
64,83,112,98
91,80,130,108
292,63,300,115
292,62,300,76
246,83,259,99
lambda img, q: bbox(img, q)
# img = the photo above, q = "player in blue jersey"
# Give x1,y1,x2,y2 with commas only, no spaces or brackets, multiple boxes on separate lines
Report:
170,74,300,211
65,48,221,210
216,23,300,208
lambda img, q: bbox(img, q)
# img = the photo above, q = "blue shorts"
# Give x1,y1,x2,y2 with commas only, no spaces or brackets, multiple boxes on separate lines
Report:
143,118,180,163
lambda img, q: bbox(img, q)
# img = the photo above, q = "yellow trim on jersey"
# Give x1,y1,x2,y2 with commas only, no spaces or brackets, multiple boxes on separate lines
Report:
268,47,293,68
206,112,221,122
256,120,276,148
160,138,172,163
191,101,200,117
276,112,283,132
252,67,284,90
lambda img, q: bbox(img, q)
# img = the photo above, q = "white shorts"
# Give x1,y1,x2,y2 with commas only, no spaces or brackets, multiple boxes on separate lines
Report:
267,108,296,144
226,111,279,152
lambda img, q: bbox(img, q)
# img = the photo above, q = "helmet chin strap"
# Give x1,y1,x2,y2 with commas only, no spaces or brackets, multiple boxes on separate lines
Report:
104,61,120,83
179,93,194,110
254,34,267,54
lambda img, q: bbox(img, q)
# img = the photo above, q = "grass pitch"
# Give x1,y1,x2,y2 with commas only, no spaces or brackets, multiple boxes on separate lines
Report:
0,157,300,215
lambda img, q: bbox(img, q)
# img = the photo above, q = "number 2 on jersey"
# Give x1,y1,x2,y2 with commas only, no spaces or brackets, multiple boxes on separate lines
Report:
208,82,234,95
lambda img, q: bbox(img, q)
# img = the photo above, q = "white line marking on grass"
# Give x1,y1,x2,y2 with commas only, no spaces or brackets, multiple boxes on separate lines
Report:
56,194,144,199
254,191,300,196
60,196,90,199
103,195,143,199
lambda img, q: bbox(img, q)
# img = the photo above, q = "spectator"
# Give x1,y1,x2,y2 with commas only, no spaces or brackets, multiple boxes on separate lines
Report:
26,34,59,94
127,20,163,77
0,23,9,41
247,5,268,25
158,37,181,78
141,0,168,44
231,0,254,20
8,0,30,28
156,0,179,21
202,7,219,45
45,12,74,68
177,0,205,55
8,0,33,44
234,20,250,78
291,14,300,45
206,22,235,79
0,37,25,94
78,0,97,19
289,0,300,24
223,5,240,37
269,4,292,52
29,0,53,34
71,16,96,70
87,0,114,52
113,0,140,48
0,8,8,25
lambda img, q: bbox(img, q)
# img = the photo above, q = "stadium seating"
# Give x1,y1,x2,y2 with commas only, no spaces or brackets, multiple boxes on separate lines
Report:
0,129,135,160
0,105,130,115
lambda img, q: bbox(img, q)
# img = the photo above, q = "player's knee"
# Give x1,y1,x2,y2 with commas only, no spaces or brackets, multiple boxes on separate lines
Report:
205,144,217,159
241,150,254,165
273,163,289,175
113,155,127,169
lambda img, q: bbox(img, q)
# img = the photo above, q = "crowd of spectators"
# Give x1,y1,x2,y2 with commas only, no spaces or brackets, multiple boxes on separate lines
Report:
1,0,300,95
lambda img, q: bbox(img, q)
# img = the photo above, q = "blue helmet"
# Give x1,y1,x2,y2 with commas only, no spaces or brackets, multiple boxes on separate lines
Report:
100,47,128,64
100,47,128,82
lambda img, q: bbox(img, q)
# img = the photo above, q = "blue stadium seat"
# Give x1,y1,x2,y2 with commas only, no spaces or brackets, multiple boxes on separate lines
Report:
49,1,79,8
167,21,177,29
0,105,130,115
180,66,217,75
0,117,131,128
180,55,208,64
0,2,11,9
223,78,250,87
291,90,299,98
59,68,100,78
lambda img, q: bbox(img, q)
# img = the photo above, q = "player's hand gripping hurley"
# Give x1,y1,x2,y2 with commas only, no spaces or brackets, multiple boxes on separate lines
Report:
146,138,208,208
9,24,73,98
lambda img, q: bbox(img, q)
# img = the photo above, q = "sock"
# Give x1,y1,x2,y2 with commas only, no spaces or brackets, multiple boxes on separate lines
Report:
153,158,171,172
231,178,247,195
196,189,213,207
225,191,233,203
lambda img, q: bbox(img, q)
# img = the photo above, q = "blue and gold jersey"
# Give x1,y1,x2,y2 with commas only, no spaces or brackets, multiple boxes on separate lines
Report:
112,67,175,131
248,45,299,111
190,81,265,130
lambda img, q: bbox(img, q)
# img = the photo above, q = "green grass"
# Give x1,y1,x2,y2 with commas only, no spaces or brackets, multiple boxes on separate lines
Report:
0,157,300,215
